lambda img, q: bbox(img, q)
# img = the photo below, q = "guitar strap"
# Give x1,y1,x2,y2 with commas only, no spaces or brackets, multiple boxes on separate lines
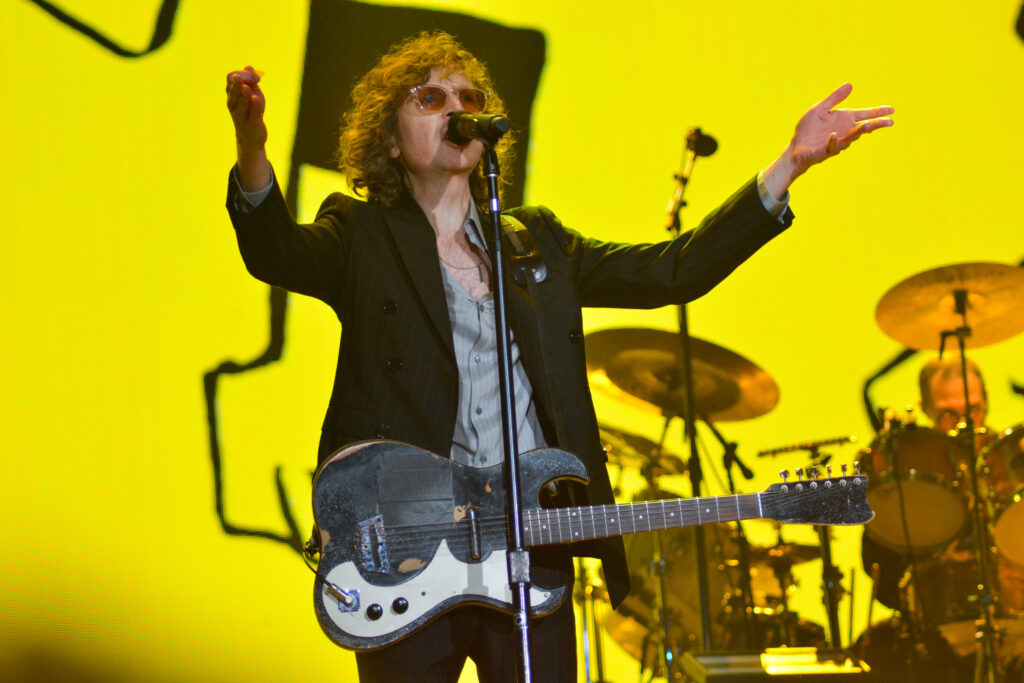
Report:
499,215,547,286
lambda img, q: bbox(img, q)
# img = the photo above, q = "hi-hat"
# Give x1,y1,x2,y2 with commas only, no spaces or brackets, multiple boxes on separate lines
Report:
598,424,688,475
876,262,1024,350
746,542,821,567
586,328,778,422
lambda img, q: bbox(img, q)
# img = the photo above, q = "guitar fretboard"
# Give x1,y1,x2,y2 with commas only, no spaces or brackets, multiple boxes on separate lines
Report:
522,493,763,547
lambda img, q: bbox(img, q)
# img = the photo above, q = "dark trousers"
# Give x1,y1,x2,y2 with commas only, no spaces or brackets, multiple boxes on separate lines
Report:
354,597,576,683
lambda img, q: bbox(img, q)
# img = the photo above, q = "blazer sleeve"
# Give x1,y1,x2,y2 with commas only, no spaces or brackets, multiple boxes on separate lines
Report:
544,177,793,309
225,168,352,306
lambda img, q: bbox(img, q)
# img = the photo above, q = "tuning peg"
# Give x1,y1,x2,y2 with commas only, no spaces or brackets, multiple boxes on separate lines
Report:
854,461,862,475
795,467,804,481
810,466,821,479
841,463,848,476
827,465,833,478
779,469,789,482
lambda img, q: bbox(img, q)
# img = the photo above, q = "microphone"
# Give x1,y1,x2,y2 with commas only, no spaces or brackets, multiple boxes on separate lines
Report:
447,112,510,145
686,127,718,157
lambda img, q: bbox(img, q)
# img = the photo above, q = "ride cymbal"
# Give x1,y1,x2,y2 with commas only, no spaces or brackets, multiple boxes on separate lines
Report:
876,262,1024,350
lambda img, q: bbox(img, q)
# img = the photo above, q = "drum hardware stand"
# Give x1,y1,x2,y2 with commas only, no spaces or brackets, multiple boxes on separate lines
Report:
702,415,759,649
938,289,999,683
805,447,846,650
643,424,684,680
575,558,610,683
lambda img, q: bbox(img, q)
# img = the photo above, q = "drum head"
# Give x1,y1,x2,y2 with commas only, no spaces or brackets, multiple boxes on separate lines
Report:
862,425,968,553
981,425,1024,567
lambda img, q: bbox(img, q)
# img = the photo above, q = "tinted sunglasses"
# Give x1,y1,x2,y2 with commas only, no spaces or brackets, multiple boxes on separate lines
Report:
408,85,488,114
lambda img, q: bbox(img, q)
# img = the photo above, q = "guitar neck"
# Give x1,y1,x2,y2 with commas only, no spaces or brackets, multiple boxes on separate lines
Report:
523,492,763,547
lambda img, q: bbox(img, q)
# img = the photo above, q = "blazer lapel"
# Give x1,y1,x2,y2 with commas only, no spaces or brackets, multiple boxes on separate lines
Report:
381,205,455,362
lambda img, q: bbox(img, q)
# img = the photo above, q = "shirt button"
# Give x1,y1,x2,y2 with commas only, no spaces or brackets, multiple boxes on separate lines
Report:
568,328,583,343
374,423,391,438
474,355,481,363
475,406,483,415
384,358,404,372
381,300,398,314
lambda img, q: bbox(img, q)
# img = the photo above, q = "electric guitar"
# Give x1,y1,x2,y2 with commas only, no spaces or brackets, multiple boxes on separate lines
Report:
310,440,873,651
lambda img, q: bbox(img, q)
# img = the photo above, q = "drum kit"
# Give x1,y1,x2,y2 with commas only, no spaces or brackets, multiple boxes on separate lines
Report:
858,262,1024,682
578,262,1024,682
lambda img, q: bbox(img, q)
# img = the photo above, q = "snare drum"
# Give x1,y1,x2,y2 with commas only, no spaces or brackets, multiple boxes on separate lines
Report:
979,424,1024,568
860,424,969,554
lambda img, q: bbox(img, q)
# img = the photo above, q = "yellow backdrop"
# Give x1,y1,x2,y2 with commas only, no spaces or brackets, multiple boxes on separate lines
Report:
3,1,1023,681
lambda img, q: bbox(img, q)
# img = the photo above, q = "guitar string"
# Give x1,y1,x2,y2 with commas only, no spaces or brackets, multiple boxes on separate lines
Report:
359,485,863,555
375,485,859,541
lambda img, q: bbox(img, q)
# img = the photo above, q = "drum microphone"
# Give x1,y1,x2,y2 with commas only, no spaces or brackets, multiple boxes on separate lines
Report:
447,112,510,145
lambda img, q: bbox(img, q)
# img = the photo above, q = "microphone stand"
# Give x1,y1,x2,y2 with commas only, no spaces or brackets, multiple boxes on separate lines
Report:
665,137,714,657
482,145,535,683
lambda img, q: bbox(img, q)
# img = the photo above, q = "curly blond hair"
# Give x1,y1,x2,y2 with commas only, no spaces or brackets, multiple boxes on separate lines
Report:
337,31,514,210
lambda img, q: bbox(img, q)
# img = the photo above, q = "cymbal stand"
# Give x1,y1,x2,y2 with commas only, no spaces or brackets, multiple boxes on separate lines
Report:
702,415,758,649
575,558,609,683
939,289,999,683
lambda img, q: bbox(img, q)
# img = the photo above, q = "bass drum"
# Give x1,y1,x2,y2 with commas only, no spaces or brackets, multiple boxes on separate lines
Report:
979,424,1024,568
859,424,969,554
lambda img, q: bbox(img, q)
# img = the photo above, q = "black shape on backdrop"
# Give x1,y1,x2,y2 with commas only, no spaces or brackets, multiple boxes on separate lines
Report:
25,0,180,57
204,0,546,553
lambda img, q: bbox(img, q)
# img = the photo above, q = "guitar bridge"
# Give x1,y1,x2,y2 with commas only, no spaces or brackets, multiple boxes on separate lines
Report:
357,515,390,574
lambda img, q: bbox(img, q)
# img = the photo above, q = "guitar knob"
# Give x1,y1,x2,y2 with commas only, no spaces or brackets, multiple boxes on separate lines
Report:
392,597,409,614
779,469,789,482
366,603,384,620
795,467,804,481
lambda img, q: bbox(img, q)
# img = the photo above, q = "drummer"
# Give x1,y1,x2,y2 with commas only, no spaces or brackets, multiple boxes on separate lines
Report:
918,356,989,439
861,356,988,607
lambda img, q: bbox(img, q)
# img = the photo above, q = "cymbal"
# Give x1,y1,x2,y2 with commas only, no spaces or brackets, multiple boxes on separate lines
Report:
599,424,688,475
876,262,1024,350
586,328,779,422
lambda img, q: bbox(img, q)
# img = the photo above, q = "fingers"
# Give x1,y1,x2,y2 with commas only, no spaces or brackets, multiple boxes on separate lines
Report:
838,117,894,148
818,82,853,112
226,66,265,122
851,105,895,121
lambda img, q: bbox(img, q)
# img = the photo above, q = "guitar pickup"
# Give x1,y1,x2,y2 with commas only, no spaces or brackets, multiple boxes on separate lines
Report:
357,515,390,574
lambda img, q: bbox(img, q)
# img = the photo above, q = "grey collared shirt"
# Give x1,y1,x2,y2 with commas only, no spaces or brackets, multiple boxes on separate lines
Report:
440,208,546,467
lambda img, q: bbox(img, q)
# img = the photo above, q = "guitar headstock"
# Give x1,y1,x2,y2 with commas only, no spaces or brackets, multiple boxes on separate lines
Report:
760,473,874,525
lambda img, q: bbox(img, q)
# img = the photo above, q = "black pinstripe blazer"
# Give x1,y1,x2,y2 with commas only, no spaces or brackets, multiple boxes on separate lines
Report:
226,174,792,607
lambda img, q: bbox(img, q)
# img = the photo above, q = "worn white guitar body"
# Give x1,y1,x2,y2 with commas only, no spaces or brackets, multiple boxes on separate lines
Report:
319,540,558,645
311,440,872,651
